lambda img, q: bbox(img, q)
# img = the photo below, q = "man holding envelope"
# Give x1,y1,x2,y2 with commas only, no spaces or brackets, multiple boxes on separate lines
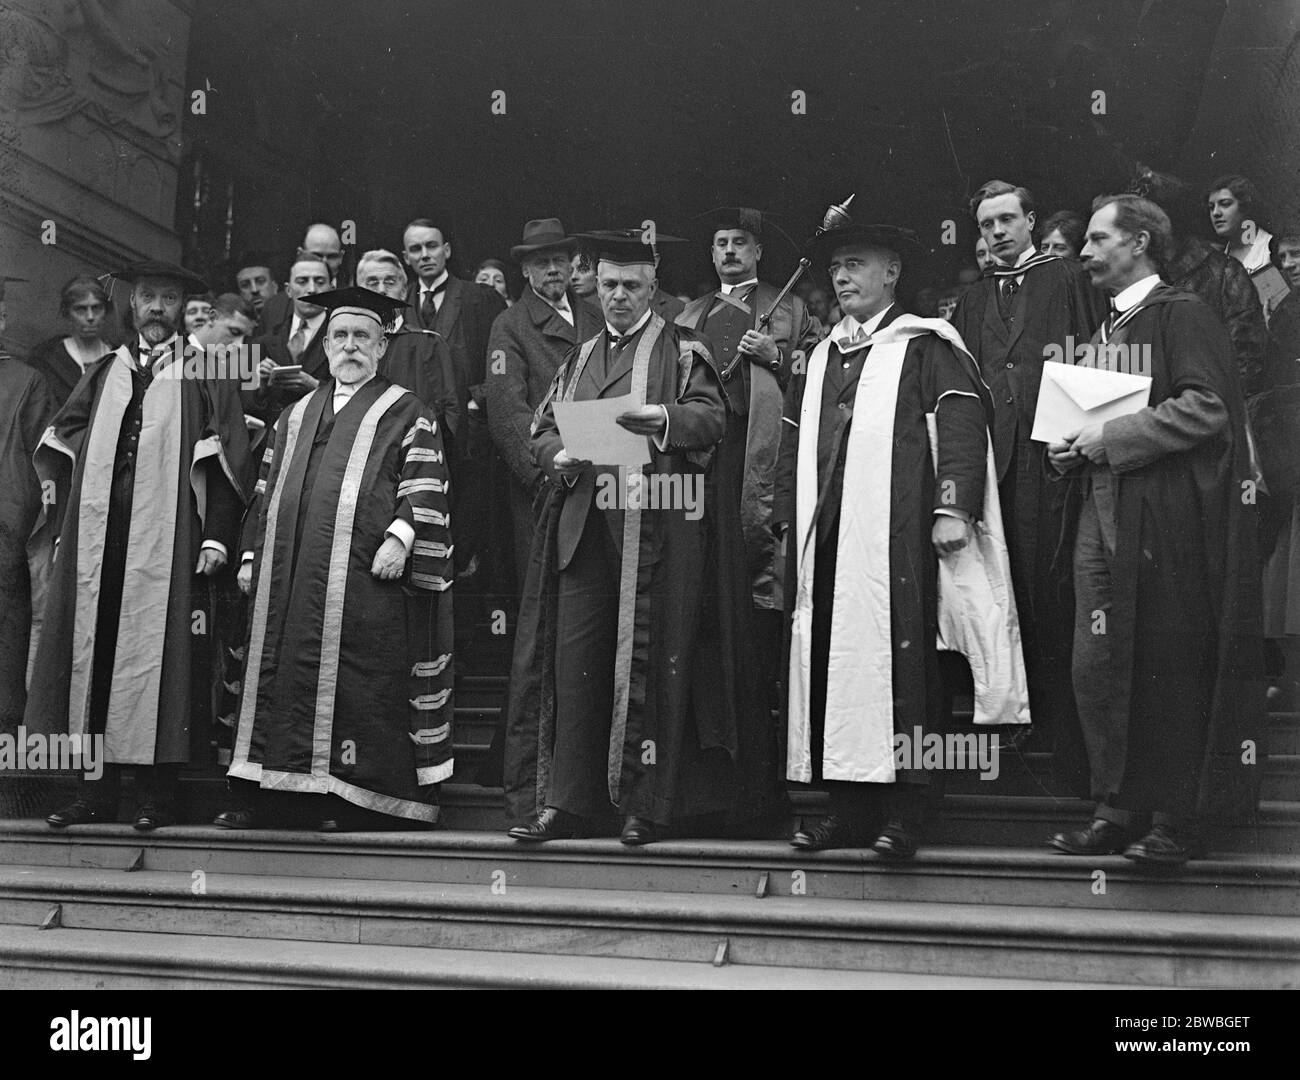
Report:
1046,194,1263,867
504,229,776,845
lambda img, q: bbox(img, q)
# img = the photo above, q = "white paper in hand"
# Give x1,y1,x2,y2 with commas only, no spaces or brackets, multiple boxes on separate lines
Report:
552,393,652,466
1030,363,1151,444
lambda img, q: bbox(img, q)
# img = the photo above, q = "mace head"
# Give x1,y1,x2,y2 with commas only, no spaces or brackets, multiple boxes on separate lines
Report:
821,194,856,232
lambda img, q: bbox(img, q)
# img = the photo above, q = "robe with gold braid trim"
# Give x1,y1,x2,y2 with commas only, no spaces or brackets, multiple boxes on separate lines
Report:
229,375,454,822
25,345,249,764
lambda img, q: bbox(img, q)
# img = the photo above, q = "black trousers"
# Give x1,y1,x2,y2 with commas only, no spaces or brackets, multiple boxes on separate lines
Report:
547,507,621,820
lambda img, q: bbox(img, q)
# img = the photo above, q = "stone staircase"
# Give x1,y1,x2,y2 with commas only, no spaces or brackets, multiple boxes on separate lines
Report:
0,670,1297,989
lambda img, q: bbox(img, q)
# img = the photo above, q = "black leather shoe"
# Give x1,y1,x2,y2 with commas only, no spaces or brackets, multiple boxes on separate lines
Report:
871,822,918,861
47,800,108,828
1049,818,1129,855
1123,824,1201,868
790,814,872,851
507,806,585,842
133,805,171,832
620,816,662,846
213,809,256,829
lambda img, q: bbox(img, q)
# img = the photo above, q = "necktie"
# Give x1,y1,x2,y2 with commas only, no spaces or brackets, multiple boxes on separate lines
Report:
421,281,446,325
997,276,1019,320
1100,304,1118,344
288,324,307,361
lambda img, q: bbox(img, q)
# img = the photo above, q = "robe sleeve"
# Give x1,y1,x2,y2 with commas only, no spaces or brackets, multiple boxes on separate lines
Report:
486,307,545,488
772,366,806,536
393,407,454,593
928,338,987,521
241,428,278,560
531,349,574,484
660,337,726,453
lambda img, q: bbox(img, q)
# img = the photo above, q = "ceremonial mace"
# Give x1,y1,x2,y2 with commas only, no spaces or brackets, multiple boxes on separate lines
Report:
722,194,855,381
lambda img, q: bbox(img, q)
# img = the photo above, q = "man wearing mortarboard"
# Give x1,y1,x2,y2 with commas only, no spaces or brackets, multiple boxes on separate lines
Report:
775,220,1016,857
221,286,455,830
0,274,57,733
28,260,250,830
504,228,778,845
677,207,822,703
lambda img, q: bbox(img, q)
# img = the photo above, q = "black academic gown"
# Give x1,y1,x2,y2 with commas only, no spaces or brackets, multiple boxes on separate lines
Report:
0,354,56,728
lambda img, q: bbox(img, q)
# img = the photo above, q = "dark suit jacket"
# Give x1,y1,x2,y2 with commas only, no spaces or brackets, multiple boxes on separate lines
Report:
486,287,603,489
245,306,329,423
405,275,506,400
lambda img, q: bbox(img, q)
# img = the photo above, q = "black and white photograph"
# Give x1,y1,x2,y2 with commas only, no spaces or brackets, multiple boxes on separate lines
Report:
0,0,1295,1026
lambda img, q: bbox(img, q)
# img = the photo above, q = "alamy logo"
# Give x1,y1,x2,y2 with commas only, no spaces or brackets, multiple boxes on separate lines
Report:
1043,335,1152,376
595,470,703,520
50,1012,151,1060
0,727,103,779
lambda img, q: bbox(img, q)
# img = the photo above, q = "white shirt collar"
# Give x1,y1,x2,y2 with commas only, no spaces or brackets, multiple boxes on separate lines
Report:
720,277,758,295
532,285,572,312
333,372,376,406
420,271,449,294
390,312,405,332
1013,245,1036,268
291,310,324,337
606,307,653,340
830,302,893,353
1113,274,1162,313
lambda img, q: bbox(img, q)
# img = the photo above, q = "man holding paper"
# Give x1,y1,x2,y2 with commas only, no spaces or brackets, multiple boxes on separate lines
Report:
1047,194,1263,867
504,229,776,845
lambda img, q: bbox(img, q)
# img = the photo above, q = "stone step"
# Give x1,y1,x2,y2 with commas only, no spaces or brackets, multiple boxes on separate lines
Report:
0,923,1141,990
0,865,1291,988
0,823,1295,916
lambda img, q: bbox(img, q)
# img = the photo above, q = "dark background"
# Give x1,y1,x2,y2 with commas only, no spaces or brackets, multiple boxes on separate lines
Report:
176,0,1260,298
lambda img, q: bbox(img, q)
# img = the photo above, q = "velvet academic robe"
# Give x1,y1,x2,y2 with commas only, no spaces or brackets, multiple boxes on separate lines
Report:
678,280,821,611
26,336,87,412
1058,285,1263,823
503,314,777,828
229,376,455,822
25,344,249,765
380,322,460,440
0,354,56,729
774,308,991,785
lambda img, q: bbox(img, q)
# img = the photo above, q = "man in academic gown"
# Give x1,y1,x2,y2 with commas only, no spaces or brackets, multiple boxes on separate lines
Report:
486,218,602,581
505,230,776,845
951,179,1106,789
222,287,455,829
0,275,56,731
678,207,821,696
775,222,995,857
29,261,249,830
1048,195,1263,867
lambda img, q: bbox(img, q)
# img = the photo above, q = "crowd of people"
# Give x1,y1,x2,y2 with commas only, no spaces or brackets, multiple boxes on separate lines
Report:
0,163,1296,871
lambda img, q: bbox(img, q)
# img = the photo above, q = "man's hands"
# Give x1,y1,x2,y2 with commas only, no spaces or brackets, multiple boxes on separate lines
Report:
1048,422,1108,469
372,535,408,580
552,449,592,477
196,548,227,576
739,330,779,368
275,370,320,395
237,559,252,594
616,405,667,437
932,515,972,557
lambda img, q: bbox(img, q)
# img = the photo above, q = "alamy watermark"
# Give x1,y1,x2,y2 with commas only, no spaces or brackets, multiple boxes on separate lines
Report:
893,726,1000,780
0,726,104,779
594,470,704,520
149,340,266,389
1044,335,1152,376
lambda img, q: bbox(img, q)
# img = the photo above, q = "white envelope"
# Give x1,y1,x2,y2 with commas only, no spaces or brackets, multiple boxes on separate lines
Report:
1030,362,1152,444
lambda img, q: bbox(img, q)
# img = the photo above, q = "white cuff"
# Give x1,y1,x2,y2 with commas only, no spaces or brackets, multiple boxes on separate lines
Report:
386,518,416,553
652,404,671,452
241,551,254,565
933,508,972,522
201,540,228,558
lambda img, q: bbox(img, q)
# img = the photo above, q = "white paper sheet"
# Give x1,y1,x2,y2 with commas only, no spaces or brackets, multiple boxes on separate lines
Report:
552,393,652,466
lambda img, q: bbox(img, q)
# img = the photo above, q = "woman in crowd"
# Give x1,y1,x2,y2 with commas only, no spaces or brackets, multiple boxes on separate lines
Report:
1208,173,1273,273
475,257,513,305
26,275,115,409
1038,210,1085,260
183,291,216,336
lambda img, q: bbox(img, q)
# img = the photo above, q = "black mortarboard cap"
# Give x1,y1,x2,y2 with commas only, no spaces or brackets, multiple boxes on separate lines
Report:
809,222,923,266
573,228,687,266
305,285,409,325
112,259,210,294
